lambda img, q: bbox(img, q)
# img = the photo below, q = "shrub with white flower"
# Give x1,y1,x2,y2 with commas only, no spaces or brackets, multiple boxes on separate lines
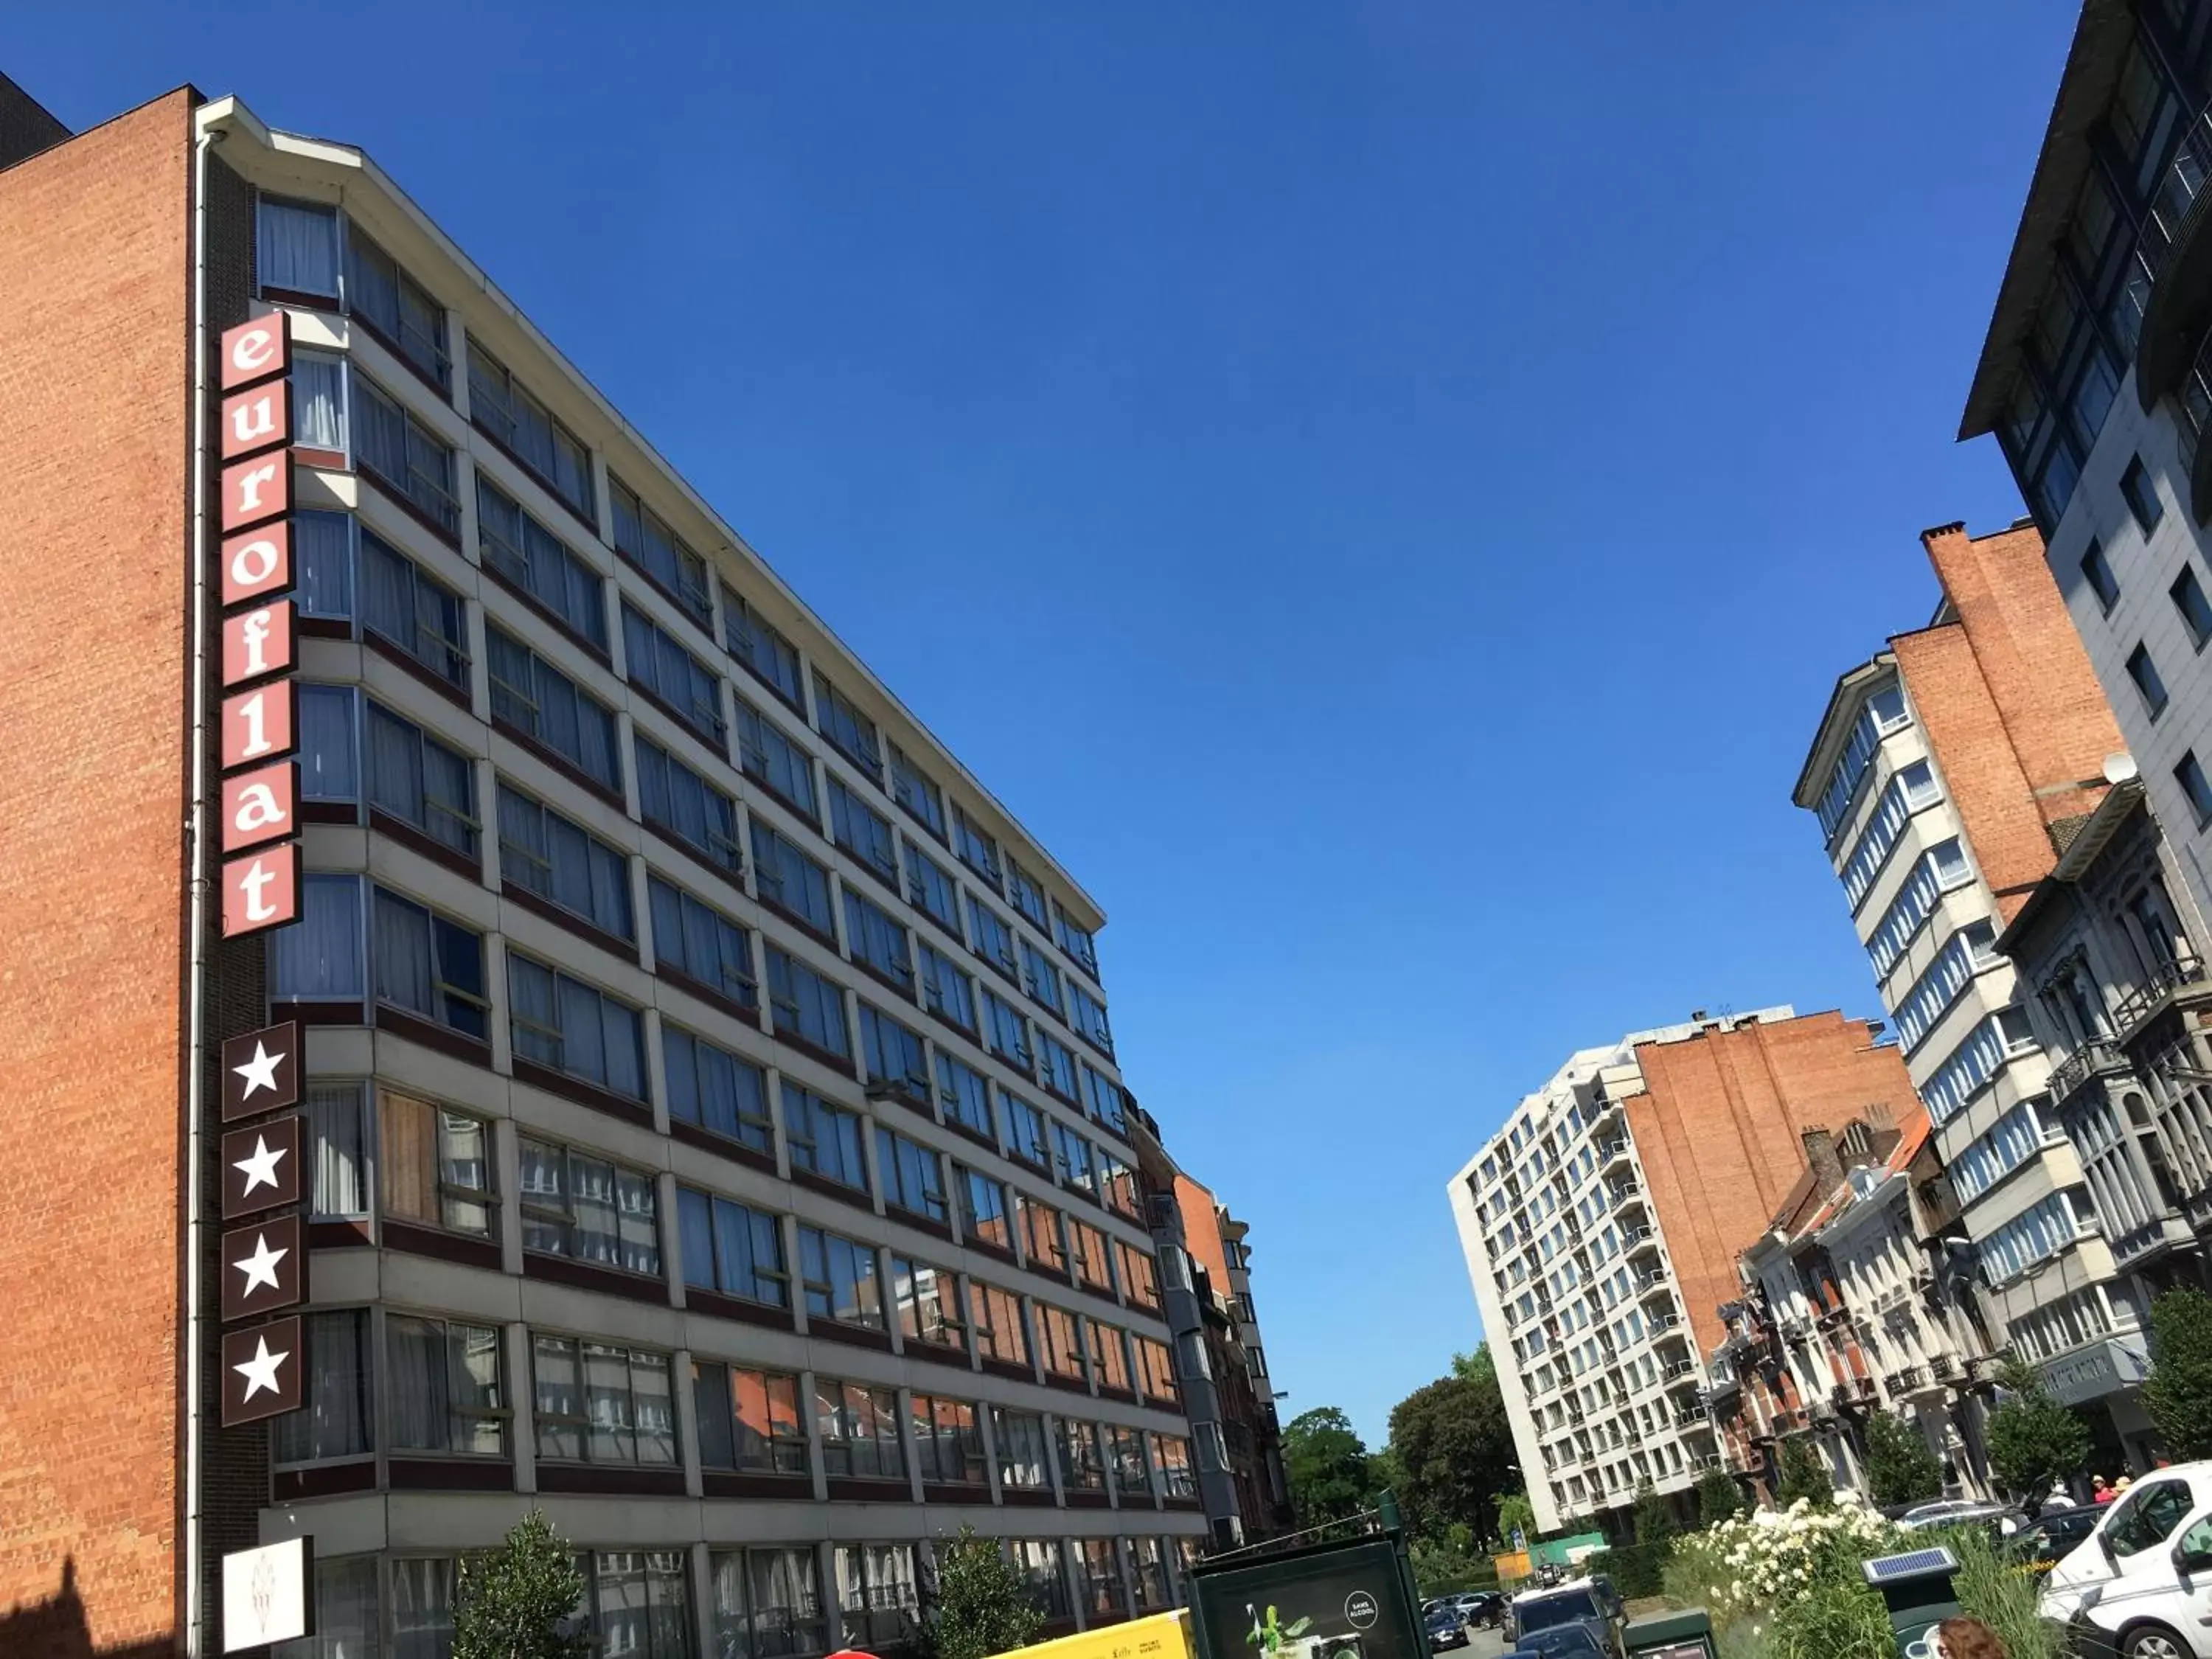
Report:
1666,1496,1905,1626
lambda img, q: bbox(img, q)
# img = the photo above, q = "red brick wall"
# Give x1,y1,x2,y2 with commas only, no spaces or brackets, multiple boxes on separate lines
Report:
1901,524,2124,920
1627,1012,1918,1354
0,90,195,1655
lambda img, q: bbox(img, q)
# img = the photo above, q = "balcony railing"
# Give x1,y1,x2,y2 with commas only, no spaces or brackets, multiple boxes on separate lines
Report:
2049,1039,2130,1112
2114,956,2212,1046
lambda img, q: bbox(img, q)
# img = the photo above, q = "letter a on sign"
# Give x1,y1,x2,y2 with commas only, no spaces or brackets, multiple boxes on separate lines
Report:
220,453,291,534
221,681,298,771
220,761,299,853
219,314,290,392
222,841,301,939
222,601,296,689
220,378,291,461
220,521,291,608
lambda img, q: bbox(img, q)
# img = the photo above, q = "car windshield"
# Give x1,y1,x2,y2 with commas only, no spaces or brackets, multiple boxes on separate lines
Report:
1525,1628,1604,1655
1517,1593,1600,1633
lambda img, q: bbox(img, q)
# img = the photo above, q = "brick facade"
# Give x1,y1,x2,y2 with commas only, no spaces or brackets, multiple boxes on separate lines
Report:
1626,1011,1919,1355
0,90,196,1656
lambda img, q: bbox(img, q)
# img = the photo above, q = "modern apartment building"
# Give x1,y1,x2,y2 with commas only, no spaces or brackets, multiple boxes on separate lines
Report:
1448,1008,1921,1536
0,74,1203,1659
1127,1113,1293,1551
1961,0,2212,933
1792,521,2156,1458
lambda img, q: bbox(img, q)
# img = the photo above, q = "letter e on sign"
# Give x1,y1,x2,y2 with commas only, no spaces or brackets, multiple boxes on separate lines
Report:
220,761,299,853
220,521,291,608
221,841,301,939
222,600,296,689
220,378,291,461
221,681,298,771
220,453,291,534
219,313,291,392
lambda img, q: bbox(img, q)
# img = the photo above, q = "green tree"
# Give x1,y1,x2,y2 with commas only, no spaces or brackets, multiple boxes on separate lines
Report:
1775,1436,1834,1509
1863,1410,1945,1506
1388,1361,1517,1544
928,1526,1043,1659
452,1510,590,1659
2143,1287,2212,1461
1453,1346,1498,1388
1282,1407,1380,1528
1985,1358,2091,1504
1632,1475,1679,1546
1695,1467,1744,1527
1495,1491,1537,1549
1409,1523,1491,1599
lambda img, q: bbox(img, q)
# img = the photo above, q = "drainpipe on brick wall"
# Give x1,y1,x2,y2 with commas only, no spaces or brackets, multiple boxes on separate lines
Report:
181,113,215,1659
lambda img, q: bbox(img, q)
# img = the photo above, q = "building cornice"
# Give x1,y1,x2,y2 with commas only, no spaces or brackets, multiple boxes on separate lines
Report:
1791,655,1898,808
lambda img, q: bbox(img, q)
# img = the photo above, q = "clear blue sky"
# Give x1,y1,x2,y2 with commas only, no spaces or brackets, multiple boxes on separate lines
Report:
7,2,2077,1447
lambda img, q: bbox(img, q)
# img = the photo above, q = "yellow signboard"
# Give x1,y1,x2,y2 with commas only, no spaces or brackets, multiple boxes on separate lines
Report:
989,1610,1193,1659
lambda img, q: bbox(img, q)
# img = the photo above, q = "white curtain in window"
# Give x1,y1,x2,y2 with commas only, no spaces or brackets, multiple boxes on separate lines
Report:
259,199,339,296
297,684,358,802
373,888,434,1015
305,1082,367,1217
272,1309,370,1463
273,1554,377,1659
390,1557,456,1659
292,352,348,451
386,1315,450,1452
270,874,365,1001
293,511,355,620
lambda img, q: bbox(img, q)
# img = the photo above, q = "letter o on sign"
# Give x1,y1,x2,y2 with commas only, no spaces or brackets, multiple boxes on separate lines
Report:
221,521,292,608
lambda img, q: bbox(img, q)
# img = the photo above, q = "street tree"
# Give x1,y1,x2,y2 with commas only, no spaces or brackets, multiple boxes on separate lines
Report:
1495,1491,1537,1550
1775,1437,1833,1509
2143,1287,2212,1461
1863,1410,1945,1506
1985,1358,2091,1505
927,1526,1042,1659
452,1511,590,1659
1282,1407,1381,1528
1388,1359,1517,1545
1632,1476,1678,1546
1695,1467,1744,1527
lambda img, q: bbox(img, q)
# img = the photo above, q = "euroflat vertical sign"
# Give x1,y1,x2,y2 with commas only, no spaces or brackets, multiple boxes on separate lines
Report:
213,313,308,1427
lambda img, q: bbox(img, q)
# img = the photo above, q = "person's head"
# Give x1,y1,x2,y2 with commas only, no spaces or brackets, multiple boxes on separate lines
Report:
2116,1476,2135,1494
1934,1617,2008,1659
2094,1475,2112,1492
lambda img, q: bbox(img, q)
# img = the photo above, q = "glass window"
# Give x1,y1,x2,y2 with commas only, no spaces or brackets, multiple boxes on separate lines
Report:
752,821,835,935
531,1335,676,1464
1091,1320,1133,1394
1037,1303,1084,1380
1068,1221,1112,1292
2180,751,2212,826
2121,456,2165,535
353,372,459,535
391,1557,457,1659
346,227,448,390
1006,861,1048,929
1119,1241,1160,1310
386,1314,507,1456
894,1257,967,1350
723,586,805,709
366,702,479,858
624,601,725,745
875,1126,946,1221
2081,539,2120,613
507,953,647,1099
835,1545,920,1654
799,1227,883,1329
1052,1121,1095,1199
1100,1154,1141,1222
1020,1195,1068,1278
935,1051,992,1137
583,1551,692,1659
664,1026,773,1152
828,775,898,887
271,1308,371,1463
1019,938,1064,1016
519,1138,661,1275
1004,1093,1051,1169
967,896,1017,978
1037,1032,1079,1102
611,473,713,628
477,475,605,647
981,988,1032,1074
1053,900,1099,981
1130,1539,1172,1613
303,1082,369,1218
858,1004,928,1105
496,784,633,939
363,533,471,690
1105,1420,1148,1496
636,734,742,873
1012,1540,1068,1621
845,891,914,994
2108,1478,2196,1556
291,349,348,453
467,339,594,521
1134,1336,1178,1403
812,672,881,779
888,742,945,838
735,694,816,817
917,942,977,1034
1079,1540,1122,1621
910,1394,985,1484
1069,983,1113,1054
973,1281,1029,1367
711,1547,829,1659
2129,642,2171,718
487,625,621,792
995,1408,1052,1491
1152,1433,1195,1497
2175,565,2212,648
298,683,360,802
257,196,338,296
765,947,851,1060
648,876,757,1010
951,805,1001,888
1057,1416,1105,1489
815,1379,902,1476
679,1186,789,1307
782,1082,869,1189
372,886,489,1040
956,1165,1012,1251
905,837,961,935
379,1088,493,1236
271,872,367,1001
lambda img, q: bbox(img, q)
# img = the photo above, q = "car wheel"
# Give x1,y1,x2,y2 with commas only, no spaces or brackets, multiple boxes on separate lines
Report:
2122,1625,2192,1659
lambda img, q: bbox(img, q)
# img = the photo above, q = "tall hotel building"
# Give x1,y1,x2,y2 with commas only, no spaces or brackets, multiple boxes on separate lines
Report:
0,76,1203,1658
1792,522,2154,1454
1448,1009,1921,1535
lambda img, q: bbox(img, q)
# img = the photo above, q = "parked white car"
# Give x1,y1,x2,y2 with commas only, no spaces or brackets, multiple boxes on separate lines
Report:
2040,1462,2212,1659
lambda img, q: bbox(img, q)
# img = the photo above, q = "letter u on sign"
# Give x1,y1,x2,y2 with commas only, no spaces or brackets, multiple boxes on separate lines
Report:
220,761,299,853
219,313,291,392
220,453,291,534
220,378,291,462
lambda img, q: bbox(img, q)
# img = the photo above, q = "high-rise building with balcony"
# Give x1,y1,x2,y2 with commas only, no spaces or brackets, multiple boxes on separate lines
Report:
1792,521,2157,1459
0,73,1203,1659
1448,1008,1919,1535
